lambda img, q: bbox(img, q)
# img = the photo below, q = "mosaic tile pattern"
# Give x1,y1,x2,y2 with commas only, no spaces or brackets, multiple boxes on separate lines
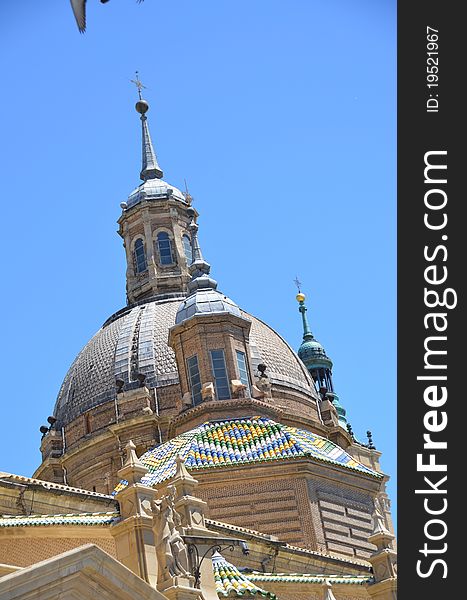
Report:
0,512,119,528
212,552,276,598
53,298,316,428
54,318,123,428
114,417,381,493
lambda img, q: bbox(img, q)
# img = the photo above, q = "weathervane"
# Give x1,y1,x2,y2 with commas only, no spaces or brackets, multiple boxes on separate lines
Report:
130,71,147,101
293,276,302,293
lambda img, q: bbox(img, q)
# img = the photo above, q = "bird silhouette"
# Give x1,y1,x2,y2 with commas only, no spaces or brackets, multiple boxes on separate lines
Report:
70,0,144,33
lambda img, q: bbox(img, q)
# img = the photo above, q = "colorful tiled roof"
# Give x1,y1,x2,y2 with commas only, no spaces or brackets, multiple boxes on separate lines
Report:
247,573,373,585
0,512,119,528
115,416,381,492
212,552,276,598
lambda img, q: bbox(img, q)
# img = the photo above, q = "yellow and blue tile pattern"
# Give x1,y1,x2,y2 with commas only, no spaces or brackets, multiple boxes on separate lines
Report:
114,416,381,493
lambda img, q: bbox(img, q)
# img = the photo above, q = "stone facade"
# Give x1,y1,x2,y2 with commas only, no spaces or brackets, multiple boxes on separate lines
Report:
118,198,195,304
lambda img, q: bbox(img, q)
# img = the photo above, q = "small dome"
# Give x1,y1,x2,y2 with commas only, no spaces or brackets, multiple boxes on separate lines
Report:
175,288,242,325
125,178,187,210
298,338,333,369
212,551,276,598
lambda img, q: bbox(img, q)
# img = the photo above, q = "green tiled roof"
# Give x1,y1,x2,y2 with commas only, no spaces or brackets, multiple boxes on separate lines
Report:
248,573,373,585
115,416,381,493
0,512,119,528
213,552,276,598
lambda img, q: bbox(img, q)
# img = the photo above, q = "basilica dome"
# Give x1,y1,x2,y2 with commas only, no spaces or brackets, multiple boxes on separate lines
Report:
38,95,323,492
52,297,317,429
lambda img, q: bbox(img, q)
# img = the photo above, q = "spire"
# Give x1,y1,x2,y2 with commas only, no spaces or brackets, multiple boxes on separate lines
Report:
132,72,163,181
296,292,314,341
295,289,348,429
137,102,164,180
187,207,218,294
117,440,148,485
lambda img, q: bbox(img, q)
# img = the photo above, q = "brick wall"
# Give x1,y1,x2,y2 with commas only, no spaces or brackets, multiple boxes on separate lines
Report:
312,483,376,559
199,476,317,549
0,535,116,567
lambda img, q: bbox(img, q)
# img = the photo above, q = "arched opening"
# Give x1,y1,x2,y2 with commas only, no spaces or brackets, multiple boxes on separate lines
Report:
156,231,175,265
133,238,148,273
182,234,192,264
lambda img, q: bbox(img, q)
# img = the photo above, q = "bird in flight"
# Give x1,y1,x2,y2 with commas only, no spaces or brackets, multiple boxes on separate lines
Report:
70,0,144,33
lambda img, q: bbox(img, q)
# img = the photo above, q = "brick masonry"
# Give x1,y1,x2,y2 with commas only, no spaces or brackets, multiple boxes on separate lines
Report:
0,536,116,567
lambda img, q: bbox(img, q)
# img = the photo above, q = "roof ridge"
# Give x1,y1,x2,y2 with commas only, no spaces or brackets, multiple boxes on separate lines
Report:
205,520,372,568
0,512,119,528
250,572,371,578
0,510,118,519
206,518,280,541
0,472,115,498
246,573,373,585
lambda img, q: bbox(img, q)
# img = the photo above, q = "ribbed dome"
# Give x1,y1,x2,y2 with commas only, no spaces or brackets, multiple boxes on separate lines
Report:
125,178,187,210
53,298,317,429
175,288,242,324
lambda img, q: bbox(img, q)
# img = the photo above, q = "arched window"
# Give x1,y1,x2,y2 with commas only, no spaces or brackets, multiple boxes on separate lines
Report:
236,350,250,396
187,355,202,405
133,238,147,273
157,231,174,265
182,234,192,264
210,349,230,400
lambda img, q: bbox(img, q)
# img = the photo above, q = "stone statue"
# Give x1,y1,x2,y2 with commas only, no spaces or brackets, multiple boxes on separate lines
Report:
152,485,191,580
372,495,387,533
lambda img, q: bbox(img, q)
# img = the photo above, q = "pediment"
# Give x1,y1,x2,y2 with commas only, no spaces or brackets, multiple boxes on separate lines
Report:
0,543,165,600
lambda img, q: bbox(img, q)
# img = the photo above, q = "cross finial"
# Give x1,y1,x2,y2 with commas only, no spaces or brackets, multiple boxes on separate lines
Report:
293,276,302,292
130,70,147,101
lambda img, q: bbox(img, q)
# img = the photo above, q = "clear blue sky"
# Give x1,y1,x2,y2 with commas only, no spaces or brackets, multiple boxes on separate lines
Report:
0,0,396,518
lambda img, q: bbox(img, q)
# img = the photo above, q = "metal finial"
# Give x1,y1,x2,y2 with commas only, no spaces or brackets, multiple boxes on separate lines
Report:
131,76,163,180
295,284,313,340
346,422,355,441
131,71,147,101
366,430,375,449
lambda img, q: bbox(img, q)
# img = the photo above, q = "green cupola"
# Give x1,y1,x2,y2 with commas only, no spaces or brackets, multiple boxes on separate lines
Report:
296,292,347,428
